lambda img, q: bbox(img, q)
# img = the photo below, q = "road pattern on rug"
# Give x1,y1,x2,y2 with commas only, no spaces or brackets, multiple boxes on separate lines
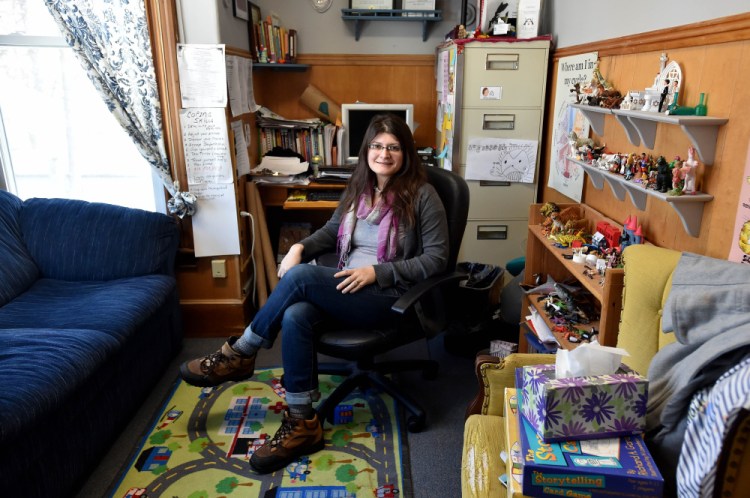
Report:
109,368,406,498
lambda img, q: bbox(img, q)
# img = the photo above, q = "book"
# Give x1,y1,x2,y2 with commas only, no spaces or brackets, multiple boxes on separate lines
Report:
503,388,527,498
516,402,664,498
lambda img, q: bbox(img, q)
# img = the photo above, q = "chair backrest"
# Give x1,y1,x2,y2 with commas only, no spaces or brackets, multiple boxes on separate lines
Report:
425,166,470,271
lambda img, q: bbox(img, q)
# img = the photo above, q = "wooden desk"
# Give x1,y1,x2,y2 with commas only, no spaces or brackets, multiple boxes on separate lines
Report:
255,181,345,259
257,182,345,208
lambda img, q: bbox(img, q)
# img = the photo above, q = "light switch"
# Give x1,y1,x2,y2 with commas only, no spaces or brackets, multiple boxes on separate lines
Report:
211,259,227,278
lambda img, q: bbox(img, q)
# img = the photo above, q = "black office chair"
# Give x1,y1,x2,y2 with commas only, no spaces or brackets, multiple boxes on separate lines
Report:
314,166,470,432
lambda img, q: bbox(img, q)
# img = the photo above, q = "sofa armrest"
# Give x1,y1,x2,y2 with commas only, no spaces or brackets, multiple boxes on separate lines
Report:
20,198,179,281
465,353,556,418
462,414,505,498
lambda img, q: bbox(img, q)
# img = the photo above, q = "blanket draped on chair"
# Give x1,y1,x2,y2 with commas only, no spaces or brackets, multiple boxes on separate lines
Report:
645,252,750,495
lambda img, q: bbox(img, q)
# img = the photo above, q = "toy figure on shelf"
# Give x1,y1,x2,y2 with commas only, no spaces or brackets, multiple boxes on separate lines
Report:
620,216,644,250
681,146,699,194
671,162,685,194
655,156,672,193
637,153,652,182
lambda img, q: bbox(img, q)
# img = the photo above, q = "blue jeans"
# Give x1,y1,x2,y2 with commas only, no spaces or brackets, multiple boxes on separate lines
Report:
243,263,401,406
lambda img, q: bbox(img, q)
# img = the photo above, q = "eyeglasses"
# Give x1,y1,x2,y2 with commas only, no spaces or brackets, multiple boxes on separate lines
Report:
368,143,402,153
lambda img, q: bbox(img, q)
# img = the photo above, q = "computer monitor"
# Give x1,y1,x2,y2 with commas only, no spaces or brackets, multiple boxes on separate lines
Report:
340,103,414,164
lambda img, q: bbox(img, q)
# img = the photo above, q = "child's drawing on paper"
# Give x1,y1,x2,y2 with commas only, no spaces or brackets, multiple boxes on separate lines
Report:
465,138,538,182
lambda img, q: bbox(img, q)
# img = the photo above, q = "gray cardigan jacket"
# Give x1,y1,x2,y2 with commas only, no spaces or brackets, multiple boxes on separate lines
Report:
298,183,449,292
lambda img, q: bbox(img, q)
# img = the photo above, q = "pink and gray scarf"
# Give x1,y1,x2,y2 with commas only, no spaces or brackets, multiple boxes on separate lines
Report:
336,192,399,269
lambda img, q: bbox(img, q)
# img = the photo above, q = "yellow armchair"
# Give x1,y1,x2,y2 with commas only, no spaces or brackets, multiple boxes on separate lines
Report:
461,244,750,497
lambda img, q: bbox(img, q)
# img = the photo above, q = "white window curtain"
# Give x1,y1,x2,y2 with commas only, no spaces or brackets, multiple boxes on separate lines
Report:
43,0,195,216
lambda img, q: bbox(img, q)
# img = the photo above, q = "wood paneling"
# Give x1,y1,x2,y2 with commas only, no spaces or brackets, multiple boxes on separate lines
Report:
253,54,438,149
540,14,750,259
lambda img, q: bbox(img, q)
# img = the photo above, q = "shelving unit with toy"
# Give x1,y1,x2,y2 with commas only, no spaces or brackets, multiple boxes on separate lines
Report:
519,203,638,354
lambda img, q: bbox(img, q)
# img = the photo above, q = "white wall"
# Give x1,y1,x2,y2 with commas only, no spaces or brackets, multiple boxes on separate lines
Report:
178,1,749,54
547,0,748,48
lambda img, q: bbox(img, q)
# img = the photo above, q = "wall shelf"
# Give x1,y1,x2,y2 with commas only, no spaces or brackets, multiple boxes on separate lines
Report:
570,157,713,237
341,9,442,41
569,103,727,165
254,63,309,71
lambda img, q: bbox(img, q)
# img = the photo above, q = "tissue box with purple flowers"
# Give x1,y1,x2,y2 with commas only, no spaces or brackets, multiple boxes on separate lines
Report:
517,364,648,442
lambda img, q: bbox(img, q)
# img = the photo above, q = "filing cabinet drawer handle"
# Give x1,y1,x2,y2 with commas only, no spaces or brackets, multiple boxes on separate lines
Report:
477,225,508,240
483,114,516,130
485,53,519,70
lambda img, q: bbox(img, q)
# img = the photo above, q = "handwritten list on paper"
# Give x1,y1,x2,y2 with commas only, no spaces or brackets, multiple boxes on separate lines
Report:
180,108,233,185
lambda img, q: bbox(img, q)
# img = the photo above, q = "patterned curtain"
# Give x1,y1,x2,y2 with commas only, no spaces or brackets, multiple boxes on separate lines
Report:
43,0,195,215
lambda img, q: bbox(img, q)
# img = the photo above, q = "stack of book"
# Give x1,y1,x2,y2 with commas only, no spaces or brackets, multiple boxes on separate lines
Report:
252,16,297,64
255,107,324,164
254,107,345,168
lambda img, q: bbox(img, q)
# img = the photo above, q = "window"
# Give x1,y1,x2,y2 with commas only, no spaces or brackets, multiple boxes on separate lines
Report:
0,0,160,211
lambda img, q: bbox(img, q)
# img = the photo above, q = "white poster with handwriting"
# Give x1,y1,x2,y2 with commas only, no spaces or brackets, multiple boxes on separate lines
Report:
189,183,241,257
180,108,233,185
465,138,538,183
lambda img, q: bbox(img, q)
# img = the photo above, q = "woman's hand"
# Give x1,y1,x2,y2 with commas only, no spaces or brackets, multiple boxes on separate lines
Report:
335,265,376,294
277,243,304,278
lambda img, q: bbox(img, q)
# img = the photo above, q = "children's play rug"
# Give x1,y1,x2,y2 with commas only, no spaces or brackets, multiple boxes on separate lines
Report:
108,368,409,498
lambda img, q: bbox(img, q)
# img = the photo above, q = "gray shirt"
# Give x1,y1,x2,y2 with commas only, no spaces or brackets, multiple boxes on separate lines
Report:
298,183,449,291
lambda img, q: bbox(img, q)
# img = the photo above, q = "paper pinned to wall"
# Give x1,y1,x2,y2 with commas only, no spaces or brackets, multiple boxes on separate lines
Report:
180,108,234,184
177,44,227,108
226,55,260,117
189,182,241,257
230,120,251,177
465,137,538,182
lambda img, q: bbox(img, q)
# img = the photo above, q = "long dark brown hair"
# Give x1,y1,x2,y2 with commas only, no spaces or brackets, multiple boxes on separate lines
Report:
339,113,426,228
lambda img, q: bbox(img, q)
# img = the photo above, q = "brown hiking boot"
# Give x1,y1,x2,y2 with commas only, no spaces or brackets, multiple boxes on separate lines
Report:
249,411,325,474
179,336,256,387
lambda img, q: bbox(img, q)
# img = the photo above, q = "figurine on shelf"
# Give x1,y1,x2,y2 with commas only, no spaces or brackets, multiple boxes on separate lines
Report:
655,156,672,193
681,146,699,194
637,153,652,183
670,166,684,194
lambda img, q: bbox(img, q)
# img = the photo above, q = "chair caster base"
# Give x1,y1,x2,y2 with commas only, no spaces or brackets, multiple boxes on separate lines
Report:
407,413,426,433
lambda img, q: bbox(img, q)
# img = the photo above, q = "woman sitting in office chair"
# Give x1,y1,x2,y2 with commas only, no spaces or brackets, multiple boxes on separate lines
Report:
180,113,449,473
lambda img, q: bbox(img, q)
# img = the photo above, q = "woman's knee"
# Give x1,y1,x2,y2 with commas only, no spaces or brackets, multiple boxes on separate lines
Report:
281,302,320,335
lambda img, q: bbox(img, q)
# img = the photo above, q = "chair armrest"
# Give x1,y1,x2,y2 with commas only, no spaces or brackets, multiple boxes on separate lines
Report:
465,353,556,419
390,271,468,314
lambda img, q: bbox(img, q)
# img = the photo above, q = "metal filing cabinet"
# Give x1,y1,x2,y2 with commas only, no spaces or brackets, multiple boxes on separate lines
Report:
436,39,550,269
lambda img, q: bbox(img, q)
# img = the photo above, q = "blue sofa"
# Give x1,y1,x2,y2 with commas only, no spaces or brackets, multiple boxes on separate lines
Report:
0,190,183,497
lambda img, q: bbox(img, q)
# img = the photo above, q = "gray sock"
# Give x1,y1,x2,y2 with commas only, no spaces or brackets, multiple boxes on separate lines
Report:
233,327,263,356
288,403,315,420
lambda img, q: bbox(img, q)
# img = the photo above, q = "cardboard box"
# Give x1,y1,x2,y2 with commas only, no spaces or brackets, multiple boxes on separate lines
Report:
514,390,663,498
517,364,648,442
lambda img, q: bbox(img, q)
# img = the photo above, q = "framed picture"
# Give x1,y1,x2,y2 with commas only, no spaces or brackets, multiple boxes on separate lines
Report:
250,2,261,25
233,0,249,21
247,3,261,61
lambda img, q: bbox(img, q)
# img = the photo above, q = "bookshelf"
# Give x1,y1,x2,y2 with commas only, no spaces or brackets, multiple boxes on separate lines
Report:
254,63,309,71
520,203,626,353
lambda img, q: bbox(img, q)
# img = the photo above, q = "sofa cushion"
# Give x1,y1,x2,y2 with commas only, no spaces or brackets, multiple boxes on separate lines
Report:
619,244,682,376
0,191,39,307
19,196,179,281
0,276,176,343
0,327,121,444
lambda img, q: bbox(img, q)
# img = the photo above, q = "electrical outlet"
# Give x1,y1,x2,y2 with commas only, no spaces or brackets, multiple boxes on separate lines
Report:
211,259,227,278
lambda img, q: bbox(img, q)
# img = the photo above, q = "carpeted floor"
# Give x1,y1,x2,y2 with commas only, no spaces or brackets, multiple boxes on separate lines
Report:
74,335,478,498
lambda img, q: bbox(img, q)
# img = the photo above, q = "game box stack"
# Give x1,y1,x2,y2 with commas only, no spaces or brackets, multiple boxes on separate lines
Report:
501,363,663,498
